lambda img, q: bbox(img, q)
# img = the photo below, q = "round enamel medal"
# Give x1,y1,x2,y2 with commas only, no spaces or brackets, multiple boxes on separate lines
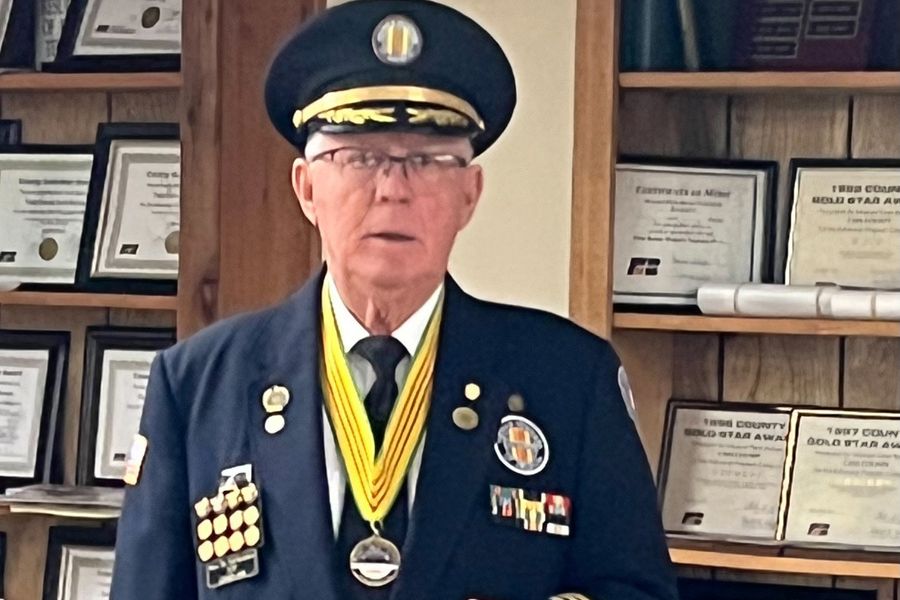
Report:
349,534,401,587
372,15,423,65
494,415,549,475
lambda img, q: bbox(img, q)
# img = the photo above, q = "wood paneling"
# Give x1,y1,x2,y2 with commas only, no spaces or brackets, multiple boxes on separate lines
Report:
730,94,850,283
1,92,107,144
722,335,840,406
611,330,673,476
836,577,896,600
618,91,728,158
180,0,222,336
110,91,179,122
568,0,618,337
671,334,720,401
216,0,324,320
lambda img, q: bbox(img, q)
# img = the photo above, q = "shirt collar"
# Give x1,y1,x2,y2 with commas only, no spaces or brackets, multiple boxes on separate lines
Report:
325,273,443,357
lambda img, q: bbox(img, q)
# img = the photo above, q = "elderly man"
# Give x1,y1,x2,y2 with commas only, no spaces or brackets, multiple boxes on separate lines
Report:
111,1,677,599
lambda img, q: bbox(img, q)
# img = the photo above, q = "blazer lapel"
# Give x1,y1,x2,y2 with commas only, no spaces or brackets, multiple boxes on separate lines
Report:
393,278,510,600
245,271,339,600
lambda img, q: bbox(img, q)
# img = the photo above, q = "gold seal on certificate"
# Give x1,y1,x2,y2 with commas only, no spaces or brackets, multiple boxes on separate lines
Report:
0,330,67,490
659,401,790,541
0,148,93,287
44,526,117,600
50,0,180,72
614,159,776,306
80,123,180,293
77,326,175,486
786,160,900,289
780,409,900,549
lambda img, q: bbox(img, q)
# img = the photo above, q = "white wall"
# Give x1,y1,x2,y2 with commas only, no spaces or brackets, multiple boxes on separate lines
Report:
327,0,577,316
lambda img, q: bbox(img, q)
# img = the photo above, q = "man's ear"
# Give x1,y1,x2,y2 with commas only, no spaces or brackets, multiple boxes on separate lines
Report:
457,164,483,230
292,157,316,226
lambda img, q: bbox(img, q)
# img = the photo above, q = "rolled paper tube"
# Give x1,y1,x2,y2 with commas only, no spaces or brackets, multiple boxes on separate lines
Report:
828,290,877,320
736,284,827,318
697,283,739,315
0,279,21,292
874,292,900,320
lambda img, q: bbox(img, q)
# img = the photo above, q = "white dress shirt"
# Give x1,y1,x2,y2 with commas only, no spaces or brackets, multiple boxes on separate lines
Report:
323,274,443,538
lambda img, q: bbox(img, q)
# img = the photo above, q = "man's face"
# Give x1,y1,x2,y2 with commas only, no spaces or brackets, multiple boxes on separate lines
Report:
293,131,483,291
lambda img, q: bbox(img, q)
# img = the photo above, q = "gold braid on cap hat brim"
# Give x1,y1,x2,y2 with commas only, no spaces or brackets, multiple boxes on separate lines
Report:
292,85,485,131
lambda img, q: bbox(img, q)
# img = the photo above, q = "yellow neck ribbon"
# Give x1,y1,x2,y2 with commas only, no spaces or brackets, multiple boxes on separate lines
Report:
320,285,443,526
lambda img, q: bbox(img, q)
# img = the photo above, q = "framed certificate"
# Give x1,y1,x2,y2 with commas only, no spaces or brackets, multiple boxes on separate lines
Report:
35,0,73,68
0,330,68,491
0,146,94,288
49,0,180,72
779,408,900,550
77,123,179,295
0,0,34,70
786,159,900,290
42,525,117,600
0,119,21,145
77,326,174,486
658,400,791,542
614,158,777,306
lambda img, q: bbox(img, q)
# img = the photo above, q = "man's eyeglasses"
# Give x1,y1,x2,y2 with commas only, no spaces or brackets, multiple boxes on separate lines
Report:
308,147,470,185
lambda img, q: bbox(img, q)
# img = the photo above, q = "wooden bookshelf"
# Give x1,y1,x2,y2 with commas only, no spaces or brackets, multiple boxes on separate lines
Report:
0,71,182,92
0,291,177,311
614,313,900,337
670,545,900,579
619,71,900,93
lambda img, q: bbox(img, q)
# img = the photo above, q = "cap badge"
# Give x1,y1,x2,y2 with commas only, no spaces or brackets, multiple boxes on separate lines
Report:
372,15,423,65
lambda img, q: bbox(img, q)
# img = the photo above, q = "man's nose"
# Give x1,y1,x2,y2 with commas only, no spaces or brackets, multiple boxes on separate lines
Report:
374,159,413,203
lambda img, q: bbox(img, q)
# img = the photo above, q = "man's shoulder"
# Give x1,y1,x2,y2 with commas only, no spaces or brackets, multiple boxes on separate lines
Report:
159,301,284,374
469,295,615,362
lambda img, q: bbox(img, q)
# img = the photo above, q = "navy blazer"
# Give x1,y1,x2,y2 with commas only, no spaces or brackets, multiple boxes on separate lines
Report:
111,272,678,600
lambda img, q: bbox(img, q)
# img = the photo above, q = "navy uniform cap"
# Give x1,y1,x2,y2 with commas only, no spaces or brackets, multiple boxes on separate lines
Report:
265,0,516,156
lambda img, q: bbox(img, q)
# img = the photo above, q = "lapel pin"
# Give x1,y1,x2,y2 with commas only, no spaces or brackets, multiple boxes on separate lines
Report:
453,406,479,430
494,415,549,476
262,385,290,414
507,393,525,412
464,382,481,401
265,414,286,435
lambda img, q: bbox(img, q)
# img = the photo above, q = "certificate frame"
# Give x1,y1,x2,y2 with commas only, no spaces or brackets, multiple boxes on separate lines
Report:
77,326,174,487
0,0,35,70
0,119,21,145
778,407,900,549
614,156,778,308
76,122,180,295
48,0,180,73
42,524,117,600
657,399,792,542
785,158,900,289
0,329,68,491
0,144,96,291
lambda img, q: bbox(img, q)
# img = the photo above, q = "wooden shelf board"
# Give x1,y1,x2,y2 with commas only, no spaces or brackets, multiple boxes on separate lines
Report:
619,71,900,93
0,72,182,92
670,546,900,579
614,313,900,337
0,291,177,311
